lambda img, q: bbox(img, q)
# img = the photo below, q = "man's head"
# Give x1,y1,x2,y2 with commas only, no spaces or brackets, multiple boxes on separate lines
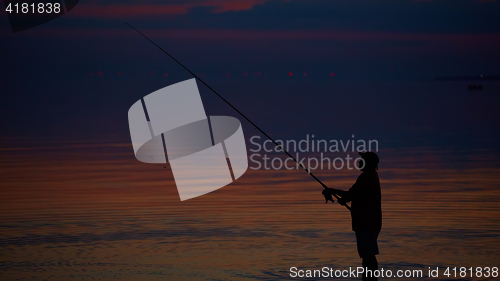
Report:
358,152,379,171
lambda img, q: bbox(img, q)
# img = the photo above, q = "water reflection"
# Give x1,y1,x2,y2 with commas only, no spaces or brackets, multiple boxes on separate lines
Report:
0,140,499,280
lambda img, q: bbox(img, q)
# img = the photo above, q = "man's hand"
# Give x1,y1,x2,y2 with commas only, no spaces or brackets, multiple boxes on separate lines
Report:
337,197,347,206
323,188,336,195
322,188,335,203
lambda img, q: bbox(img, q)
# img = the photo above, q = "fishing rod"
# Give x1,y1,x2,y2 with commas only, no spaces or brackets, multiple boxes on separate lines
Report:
125,23,351,211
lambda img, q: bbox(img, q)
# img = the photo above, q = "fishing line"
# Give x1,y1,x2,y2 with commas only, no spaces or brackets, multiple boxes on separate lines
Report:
125,23,350,211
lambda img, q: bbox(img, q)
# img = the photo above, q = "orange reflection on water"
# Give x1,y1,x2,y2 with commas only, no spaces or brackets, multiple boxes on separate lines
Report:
0,139,499,280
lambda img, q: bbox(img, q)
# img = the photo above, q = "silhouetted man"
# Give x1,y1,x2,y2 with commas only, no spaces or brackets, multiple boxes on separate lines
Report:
323,152,382,281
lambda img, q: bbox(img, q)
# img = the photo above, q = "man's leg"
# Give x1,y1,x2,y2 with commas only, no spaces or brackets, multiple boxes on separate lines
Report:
362,255,378,281
356,231,380,280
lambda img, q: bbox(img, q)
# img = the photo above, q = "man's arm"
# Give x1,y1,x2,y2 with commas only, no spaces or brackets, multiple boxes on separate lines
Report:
324,188,352,202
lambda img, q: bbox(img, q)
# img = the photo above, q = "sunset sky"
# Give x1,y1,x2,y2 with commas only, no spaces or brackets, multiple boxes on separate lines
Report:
1,0,500,280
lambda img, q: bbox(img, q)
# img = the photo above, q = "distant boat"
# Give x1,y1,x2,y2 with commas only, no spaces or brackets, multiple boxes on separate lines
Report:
467,84,483,90
435,74,500,81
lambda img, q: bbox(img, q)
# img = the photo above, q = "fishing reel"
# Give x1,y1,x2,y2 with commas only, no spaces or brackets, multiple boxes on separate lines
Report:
322,188,335,204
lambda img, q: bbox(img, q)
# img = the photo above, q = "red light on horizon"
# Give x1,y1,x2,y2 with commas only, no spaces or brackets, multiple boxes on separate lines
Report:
331,73,335,77
164,73,169,77
98,71,103,76
226,73,230,77
303,72,308,77
118,72,121,76
288,72,293,76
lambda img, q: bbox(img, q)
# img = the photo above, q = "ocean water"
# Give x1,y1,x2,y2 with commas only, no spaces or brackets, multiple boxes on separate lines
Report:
1,137,499,281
